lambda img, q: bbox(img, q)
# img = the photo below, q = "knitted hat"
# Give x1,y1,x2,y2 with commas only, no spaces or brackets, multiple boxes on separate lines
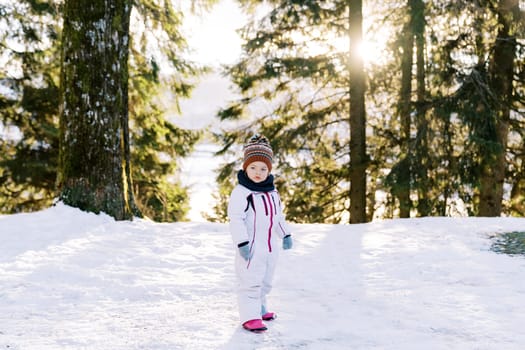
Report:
243,134,273,172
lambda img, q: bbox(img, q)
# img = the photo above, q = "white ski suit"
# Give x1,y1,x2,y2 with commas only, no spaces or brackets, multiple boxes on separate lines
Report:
228,183,291,323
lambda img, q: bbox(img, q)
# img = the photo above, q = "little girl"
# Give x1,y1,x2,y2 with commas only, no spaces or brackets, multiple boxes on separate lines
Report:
227,134,293,332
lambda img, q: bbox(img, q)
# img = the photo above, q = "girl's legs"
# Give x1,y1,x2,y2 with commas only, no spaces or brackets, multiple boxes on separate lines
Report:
260,252,278,318
236,255,265,323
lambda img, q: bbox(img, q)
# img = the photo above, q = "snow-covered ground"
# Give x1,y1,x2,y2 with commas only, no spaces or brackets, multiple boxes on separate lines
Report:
1,203,524,349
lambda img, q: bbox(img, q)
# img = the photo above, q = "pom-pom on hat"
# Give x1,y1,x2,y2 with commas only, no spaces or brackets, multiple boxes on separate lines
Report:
243,134,273,172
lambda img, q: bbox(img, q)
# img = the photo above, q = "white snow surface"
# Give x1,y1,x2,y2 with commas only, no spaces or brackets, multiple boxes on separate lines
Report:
1,203,525,349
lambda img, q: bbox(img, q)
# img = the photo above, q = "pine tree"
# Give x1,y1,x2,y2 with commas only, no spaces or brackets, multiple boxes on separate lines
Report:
0,0,60,212
0,0,206,220
379,0,524,218
348,0,368,223
393,5,414,218
383,0,432,218
478,0,519,216
58,0,137,220
127,0,205,221
214,0,360,223
431,0,524,216
411,0,431,216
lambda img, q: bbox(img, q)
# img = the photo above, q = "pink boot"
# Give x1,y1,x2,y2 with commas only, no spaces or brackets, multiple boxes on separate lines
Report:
262,312,276,321
261,305,276,321
242,319,267,332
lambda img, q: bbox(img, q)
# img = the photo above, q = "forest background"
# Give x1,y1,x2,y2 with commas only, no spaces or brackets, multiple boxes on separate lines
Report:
0,0,524,224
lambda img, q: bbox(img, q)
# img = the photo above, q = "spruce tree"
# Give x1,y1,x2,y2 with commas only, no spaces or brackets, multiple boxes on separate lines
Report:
58,0,137,220
215,0,362,223
430,0,524,216
348,0,368,223
0,0,206,220
0,0,60,212
478,0,519,216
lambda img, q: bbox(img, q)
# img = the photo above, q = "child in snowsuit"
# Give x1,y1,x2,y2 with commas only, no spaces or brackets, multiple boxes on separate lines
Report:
227,134,293,332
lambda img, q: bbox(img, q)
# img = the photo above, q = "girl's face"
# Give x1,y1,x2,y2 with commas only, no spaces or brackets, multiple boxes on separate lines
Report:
246,161,269,183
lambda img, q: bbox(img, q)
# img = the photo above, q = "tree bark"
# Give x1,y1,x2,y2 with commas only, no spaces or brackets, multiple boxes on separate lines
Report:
412,0,431,216
478,0,517,216
57,0,138,220
509,154,525,215
397,18,414,218
349,0,368,223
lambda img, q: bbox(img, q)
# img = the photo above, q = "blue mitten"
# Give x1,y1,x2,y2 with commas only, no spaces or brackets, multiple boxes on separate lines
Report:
282,234,293,250
238,241,252,260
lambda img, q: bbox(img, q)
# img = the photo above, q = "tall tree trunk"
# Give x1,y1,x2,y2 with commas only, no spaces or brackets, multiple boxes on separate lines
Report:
478,0,517,216
509,151,525,215
57,0,138,220
397,19,414,218
349,0,367,223
412,0,431,216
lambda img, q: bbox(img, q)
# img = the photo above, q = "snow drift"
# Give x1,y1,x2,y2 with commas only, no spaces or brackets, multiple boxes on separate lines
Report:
1,204,524,349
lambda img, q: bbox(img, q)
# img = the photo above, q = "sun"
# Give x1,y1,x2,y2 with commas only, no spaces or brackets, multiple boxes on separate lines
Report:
356,39,387,67
297,28,387,69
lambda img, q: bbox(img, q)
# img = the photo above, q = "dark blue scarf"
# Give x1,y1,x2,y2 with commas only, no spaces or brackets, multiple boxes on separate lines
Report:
237,170,275,192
